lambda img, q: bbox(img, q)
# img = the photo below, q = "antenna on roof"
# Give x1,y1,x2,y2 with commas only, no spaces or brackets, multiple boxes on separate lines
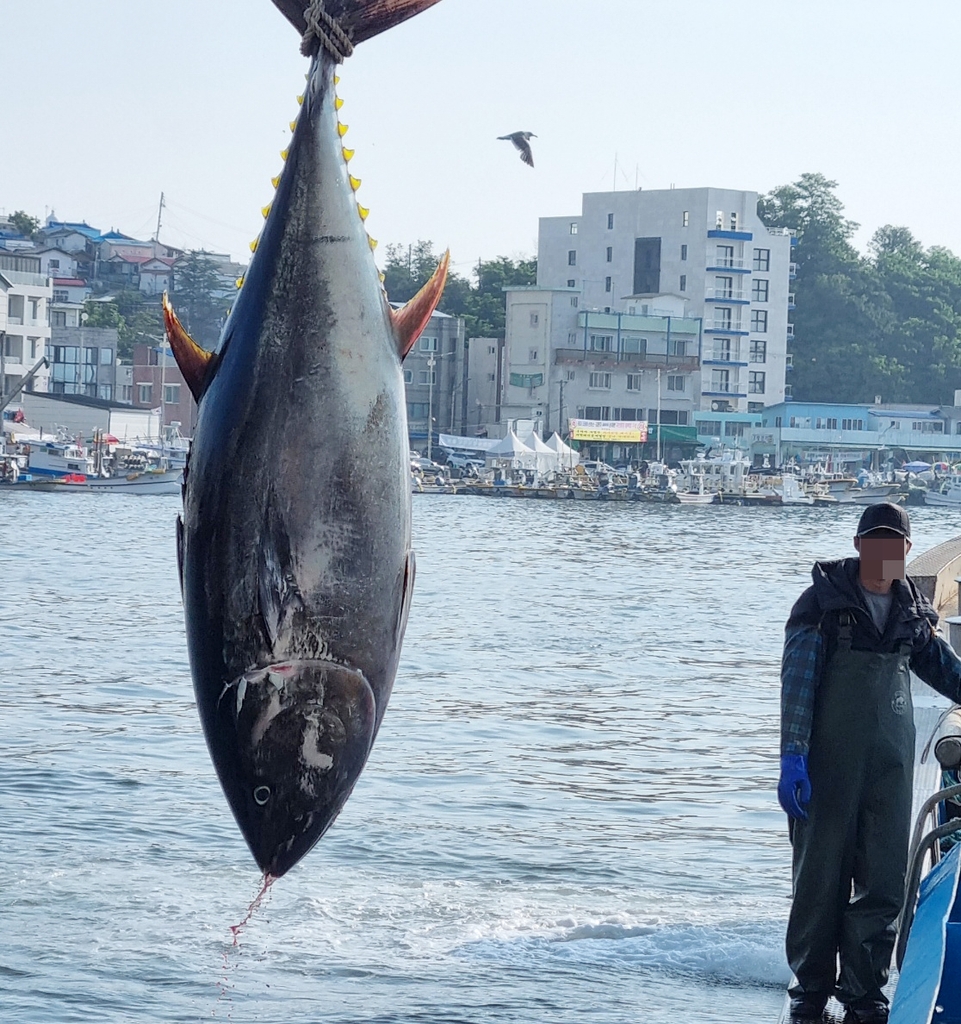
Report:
153,192,165,243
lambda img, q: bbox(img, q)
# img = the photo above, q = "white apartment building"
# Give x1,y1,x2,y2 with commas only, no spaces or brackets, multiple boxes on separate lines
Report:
510,187,794,430
0,253,52,397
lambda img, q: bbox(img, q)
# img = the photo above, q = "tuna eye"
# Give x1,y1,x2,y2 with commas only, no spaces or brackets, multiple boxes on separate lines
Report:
253,785,271,806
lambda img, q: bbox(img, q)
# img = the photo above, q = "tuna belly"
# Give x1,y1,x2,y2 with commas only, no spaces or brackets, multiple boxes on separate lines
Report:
227,658,376,877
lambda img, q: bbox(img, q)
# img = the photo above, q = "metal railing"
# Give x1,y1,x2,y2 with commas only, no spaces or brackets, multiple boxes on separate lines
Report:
554,348,699,369
706,257,748,270
706,319,747,332
705,288,746,302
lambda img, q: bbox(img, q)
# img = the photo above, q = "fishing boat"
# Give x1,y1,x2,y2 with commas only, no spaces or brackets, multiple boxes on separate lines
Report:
923,475,961,507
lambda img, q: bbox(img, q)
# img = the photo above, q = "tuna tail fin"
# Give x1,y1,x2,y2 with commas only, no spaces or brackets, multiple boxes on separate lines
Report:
271,0,442,50
162,293,216,402
390,250,449,361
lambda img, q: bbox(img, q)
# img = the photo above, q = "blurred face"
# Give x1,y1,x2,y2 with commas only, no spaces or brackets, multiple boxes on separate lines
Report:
854,528,912,581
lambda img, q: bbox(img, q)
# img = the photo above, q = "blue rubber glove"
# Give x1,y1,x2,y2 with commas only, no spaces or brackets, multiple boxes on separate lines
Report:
778,754,811,820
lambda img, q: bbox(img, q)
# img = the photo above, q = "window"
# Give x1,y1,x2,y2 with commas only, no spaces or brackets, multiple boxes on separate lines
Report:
408,402,429,419
753,248,770,272
3,335,23,359
698,419,723,436
615,408,642,420
98,384,112,401
589,372,611,389
121,385,133,402
660,410,683,425
585,406,611,419
711,369,731,392
487,345,496,355
570,223,578,234
528,348,538,362
730,212,738,231
571,297,578,307
715,276,734,298
667,375,685,392
750,340,767,363
486,372,495,381
749,371,766,394
567,332,577,345
7,295,24,321
84,347,97,364
164,384,181,404
29,338,39,358
29,298,40,320
49,259,60,269
137,383,153,403
679,274,687,292
752,278,769,302
53,289,69,303
589,334,613,351
751,310,768,333
682,211,689,227
716,244,734,267
627,374,643,391
529,313,539,327
567,279,576,288
747,402,765,413
716,307,733,328
827,418,838,430
606,247,613,262
605,277,612,292
841,418,865,431
715,210,724,228
681,244,688,261
403,369,413,383
622,336,646,355
420,336,438,351
669,339,687,357
418,369,436,385
51,310,67,327
607,213,615,229
568,250,577,266
100,347,113,365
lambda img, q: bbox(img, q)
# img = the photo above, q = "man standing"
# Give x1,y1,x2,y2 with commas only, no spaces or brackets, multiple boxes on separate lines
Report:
779,502,961,1023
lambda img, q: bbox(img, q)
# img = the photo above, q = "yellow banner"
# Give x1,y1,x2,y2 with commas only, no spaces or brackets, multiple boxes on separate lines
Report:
570,419,649,442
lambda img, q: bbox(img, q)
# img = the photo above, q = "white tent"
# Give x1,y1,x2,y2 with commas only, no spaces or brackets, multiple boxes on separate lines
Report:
545,432,580,469
485,430,537,470
519,430,560,475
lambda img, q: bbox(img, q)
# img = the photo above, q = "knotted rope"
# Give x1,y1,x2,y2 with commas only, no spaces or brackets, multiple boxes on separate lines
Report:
301,0,354,61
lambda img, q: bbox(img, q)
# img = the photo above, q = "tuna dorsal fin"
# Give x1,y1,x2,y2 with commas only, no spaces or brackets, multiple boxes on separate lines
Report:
390,250,450,361
271,0,443,48
162,293,215,402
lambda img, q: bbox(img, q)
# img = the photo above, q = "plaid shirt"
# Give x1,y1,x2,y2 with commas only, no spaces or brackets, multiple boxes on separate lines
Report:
781,623,823,756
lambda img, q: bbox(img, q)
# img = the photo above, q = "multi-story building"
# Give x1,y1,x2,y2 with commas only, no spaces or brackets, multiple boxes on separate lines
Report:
528,186,795,422
464,337,503,436
47,326,120,401
131,342,198,432
0,252,52,396
402,310,466,447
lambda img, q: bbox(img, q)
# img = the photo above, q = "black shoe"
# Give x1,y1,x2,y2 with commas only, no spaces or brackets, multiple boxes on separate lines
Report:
845,1001,888,1024
789,996,827,1021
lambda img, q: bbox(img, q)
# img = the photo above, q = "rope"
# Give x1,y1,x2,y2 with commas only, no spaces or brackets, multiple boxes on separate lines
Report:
300,0,354,61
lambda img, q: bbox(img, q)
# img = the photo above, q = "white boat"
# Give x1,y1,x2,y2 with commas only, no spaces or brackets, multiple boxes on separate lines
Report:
84,468,183,494
24,439,95,478
924,475,961,507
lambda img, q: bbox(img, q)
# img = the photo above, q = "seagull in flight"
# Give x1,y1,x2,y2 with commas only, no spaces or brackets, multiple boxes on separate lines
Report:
498,131,536,168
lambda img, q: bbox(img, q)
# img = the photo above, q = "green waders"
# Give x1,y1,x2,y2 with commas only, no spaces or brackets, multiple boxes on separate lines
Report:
786,613,914,1007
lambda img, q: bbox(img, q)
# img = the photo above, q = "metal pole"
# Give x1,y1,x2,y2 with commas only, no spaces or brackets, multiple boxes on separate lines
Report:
656,367,662,462
424,356,430,460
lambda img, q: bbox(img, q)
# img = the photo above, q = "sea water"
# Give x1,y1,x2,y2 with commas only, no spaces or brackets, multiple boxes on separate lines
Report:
3,493,959,1024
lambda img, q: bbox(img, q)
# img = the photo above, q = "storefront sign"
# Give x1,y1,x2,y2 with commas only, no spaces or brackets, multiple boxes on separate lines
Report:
569,419,649,442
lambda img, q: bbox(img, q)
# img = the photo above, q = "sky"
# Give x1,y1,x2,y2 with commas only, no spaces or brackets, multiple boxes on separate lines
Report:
3,0,960,281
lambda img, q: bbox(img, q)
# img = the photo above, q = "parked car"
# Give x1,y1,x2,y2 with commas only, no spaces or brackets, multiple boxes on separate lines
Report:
443,451,486,470
411,454,445,474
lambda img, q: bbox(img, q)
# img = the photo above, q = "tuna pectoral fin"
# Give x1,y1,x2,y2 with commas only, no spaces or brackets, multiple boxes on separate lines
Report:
272,0,443,47
162,293,215,402
390,250,450,360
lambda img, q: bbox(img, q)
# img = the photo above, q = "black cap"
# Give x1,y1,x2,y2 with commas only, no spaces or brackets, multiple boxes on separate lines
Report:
856,502,911,539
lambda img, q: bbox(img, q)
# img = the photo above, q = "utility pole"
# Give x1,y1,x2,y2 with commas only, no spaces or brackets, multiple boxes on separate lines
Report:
656,367,662,463
426,354,435,461
558,379,566,437
154,192,165,243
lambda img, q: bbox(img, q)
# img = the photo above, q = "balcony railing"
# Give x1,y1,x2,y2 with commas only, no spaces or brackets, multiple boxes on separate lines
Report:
789,263,798,278
705,348,744,363
705,319,748,333
554,348,699,370
787,324,795,338
706,257,748,271
705,288,747,302
7,316,23,325
788,292,796,308
766,227,795,237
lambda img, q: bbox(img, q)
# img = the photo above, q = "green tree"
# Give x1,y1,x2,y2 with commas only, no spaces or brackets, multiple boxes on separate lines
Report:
9,210,41,240
82,290,163,360
382,242,536,338
172,251,228,348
